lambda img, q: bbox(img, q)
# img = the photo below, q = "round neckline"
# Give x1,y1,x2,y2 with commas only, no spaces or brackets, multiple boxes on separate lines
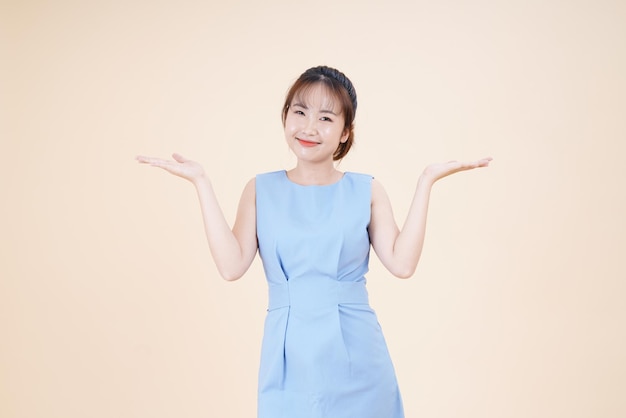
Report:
282,170,347,187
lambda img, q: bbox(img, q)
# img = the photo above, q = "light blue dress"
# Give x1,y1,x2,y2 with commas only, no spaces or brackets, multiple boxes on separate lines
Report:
256,170,404,418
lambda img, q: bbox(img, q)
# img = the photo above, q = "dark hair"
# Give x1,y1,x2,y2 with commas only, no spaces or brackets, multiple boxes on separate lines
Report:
282,66,357,161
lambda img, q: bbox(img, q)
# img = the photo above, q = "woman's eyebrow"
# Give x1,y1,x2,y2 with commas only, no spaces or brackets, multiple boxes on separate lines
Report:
292,102,337,115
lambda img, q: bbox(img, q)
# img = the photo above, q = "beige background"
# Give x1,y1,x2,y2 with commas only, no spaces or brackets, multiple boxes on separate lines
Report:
2,0,625,417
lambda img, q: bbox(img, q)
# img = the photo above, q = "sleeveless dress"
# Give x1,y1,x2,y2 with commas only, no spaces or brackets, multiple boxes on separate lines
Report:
255,170,404,418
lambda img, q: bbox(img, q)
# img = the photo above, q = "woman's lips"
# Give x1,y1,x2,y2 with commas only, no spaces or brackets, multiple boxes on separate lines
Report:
297,139,319,148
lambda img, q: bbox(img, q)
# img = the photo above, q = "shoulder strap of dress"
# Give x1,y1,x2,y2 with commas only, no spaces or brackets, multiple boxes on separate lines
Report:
344,172,373,184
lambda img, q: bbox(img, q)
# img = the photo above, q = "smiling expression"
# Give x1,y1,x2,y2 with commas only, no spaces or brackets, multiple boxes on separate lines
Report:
284,83,349,164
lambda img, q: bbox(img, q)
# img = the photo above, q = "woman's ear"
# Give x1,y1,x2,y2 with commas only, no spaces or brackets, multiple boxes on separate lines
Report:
340,129,349,143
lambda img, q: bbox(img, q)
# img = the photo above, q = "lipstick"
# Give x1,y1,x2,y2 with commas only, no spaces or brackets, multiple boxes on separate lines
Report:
297,139,318,148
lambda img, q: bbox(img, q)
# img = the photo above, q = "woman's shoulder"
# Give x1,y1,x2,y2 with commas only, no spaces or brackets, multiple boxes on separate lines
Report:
255,170,285,179
254,170,286,190
255,170,286,185
344,171,374,184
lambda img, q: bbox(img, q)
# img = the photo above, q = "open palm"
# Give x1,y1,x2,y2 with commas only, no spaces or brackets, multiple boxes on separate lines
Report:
136,153,206,183
422,157,492,183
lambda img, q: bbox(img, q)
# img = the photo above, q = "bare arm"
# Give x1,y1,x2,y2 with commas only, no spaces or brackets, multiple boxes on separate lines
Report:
369,157,492,279
137,153,257,281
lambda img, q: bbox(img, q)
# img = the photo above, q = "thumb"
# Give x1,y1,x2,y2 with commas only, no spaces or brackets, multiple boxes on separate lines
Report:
172,153,188,163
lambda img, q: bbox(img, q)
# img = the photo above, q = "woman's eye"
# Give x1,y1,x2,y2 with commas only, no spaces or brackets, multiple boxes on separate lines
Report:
320,116,332,122
294,110,305,115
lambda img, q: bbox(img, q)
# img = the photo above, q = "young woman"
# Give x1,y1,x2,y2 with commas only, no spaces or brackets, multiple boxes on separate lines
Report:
137,66,491,418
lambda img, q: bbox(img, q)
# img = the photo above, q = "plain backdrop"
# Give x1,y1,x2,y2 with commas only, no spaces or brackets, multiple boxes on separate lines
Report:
2,0,625,417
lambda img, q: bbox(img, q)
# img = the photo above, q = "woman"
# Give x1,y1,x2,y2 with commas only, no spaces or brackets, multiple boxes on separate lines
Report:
137,65,491,418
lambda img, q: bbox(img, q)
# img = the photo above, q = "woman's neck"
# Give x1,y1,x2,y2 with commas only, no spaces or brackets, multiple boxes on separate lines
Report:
287,163,343,186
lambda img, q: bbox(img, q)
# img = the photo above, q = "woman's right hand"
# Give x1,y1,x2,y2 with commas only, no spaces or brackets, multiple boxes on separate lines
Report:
136,153,206,184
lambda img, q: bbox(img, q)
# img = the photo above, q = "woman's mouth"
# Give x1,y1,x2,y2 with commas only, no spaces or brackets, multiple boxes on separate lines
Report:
297,139,319,148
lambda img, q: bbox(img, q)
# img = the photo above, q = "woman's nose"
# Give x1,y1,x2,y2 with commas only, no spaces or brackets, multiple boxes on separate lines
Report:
303,117,317,134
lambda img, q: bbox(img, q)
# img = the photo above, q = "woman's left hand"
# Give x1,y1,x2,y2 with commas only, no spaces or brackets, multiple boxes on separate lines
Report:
421,157,492,184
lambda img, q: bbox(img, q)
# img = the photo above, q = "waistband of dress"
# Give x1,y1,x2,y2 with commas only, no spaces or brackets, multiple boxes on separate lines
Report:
267,279,369,311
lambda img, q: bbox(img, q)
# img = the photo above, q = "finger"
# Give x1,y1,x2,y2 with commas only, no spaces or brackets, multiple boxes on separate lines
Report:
172,153,188,163
463,157,491,168
477,157,493,167
136,155,169,165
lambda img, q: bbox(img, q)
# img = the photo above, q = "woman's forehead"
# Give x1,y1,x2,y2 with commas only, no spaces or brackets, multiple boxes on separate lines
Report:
292,84,340,112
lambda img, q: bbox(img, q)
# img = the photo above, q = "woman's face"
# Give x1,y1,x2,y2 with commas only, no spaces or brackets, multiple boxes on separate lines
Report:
284,83,348,164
